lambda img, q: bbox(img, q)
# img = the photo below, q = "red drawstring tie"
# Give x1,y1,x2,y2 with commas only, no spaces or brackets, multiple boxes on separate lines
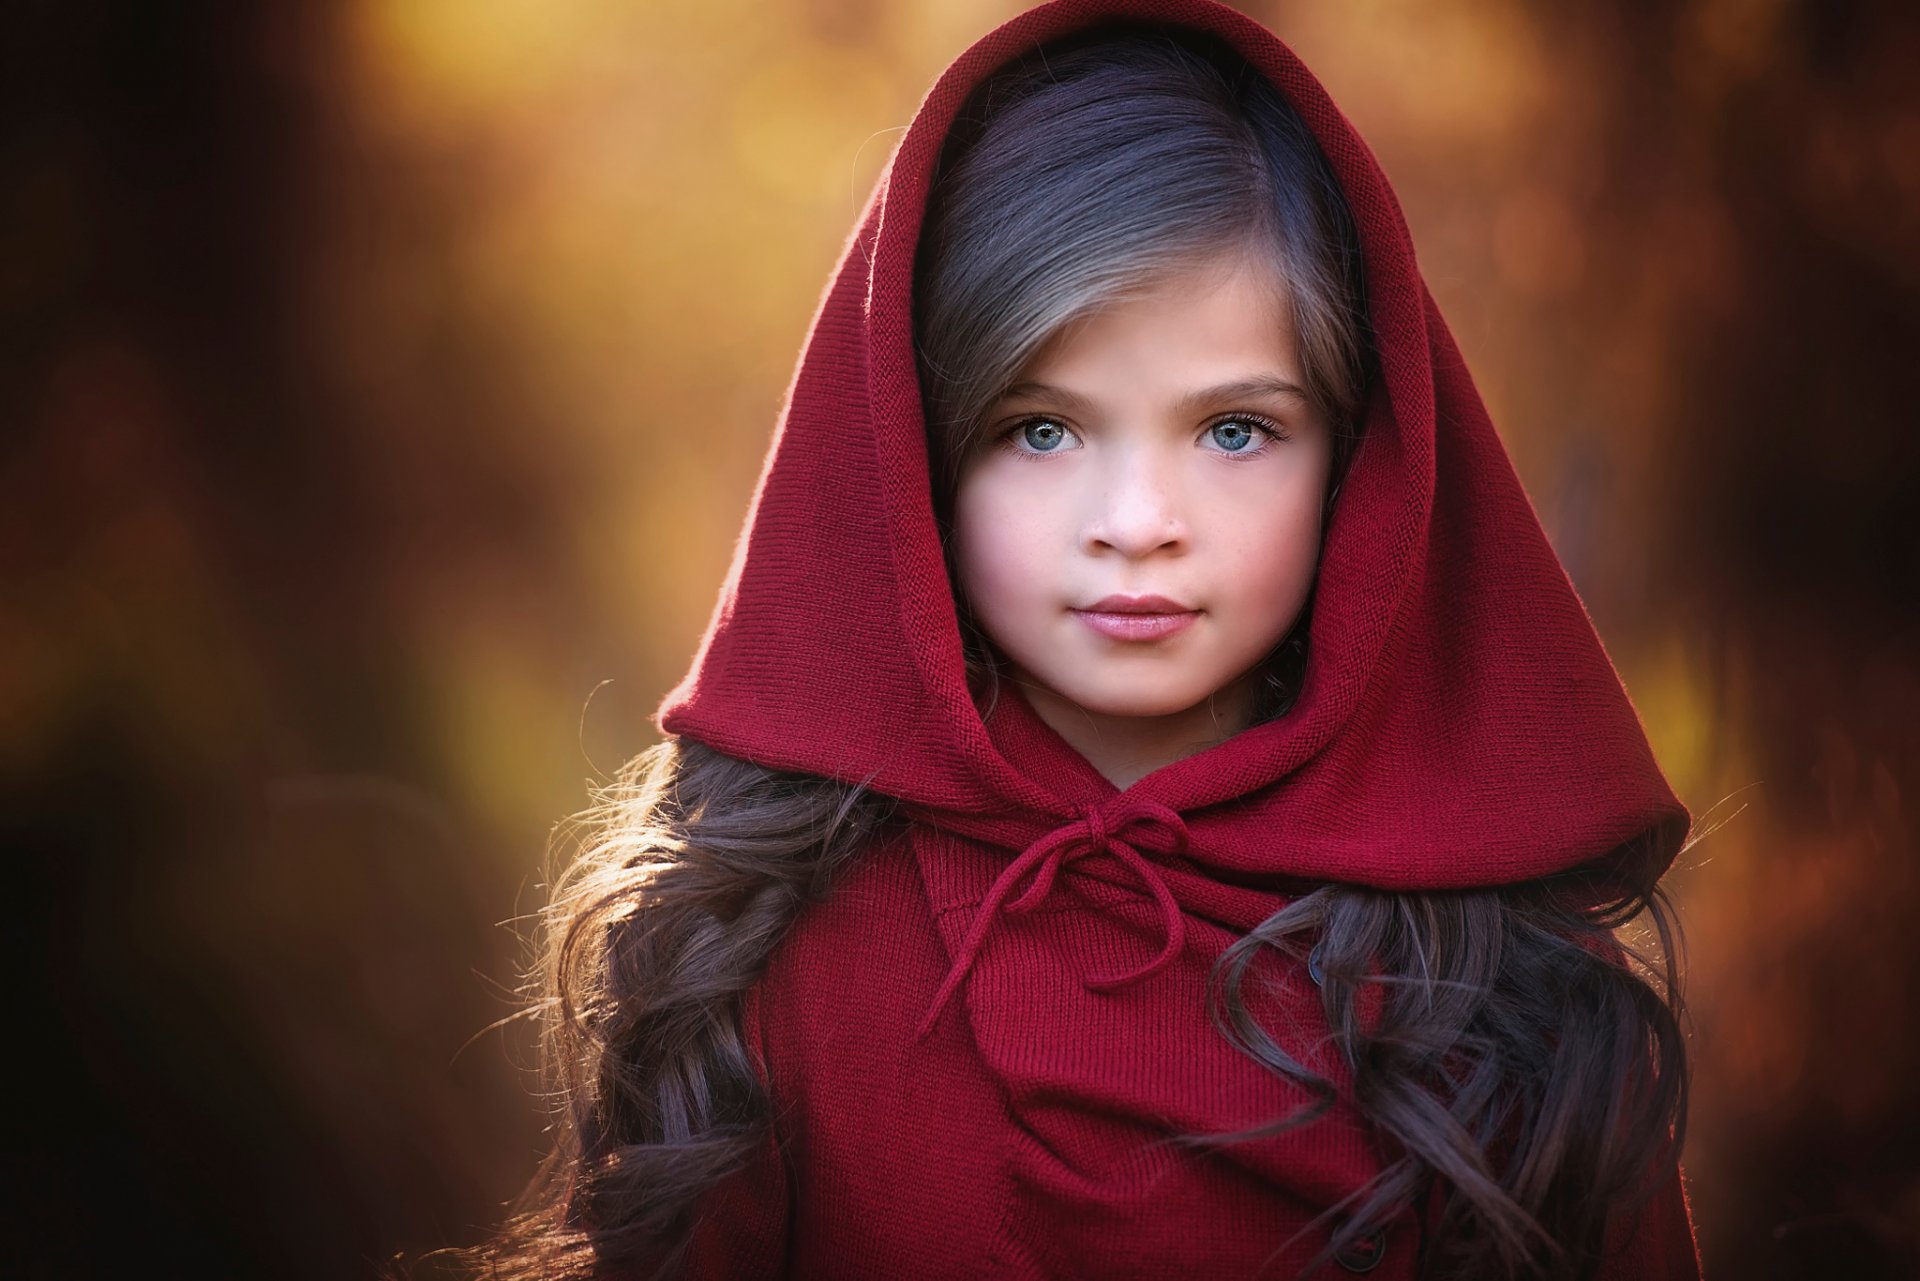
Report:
916,796,1192,1039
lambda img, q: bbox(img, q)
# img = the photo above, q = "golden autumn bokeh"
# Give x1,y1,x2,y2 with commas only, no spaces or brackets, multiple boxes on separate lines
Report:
6,1,1917,1277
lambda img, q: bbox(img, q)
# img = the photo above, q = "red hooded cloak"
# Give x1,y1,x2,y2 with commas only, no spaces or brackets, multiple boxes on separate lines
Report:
653,1,1701,1276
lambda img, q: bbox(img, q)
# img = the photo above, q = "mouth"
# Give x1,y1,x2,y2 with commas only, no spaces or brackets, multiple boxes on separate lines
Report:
1071,594,1201,642
1078,593,1195,614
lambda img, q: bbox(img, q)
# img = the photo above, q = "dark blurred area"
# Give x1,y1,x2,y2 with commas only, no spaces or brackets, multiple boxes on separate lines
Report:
3,1,1915,1277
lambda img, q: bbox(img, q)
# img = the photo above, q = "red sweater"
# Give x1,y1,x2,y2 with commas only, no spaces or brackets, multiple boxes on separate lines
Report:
689,844,1701,1279
680,692,1702,1279
652,0,1704,1275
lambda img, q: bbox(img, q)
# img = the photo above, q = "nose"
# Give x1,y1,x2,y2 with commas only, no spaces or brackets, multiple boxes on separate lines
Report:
1082,445,1189,558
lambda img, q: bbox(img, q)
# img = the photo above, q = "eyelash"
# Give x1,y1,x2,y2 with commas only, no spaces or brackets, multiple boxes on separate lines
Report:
995,413,1291,462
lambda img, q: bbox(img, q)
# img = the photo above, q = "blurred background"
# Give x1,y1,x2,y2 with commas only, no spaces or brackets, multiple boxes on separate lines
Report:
5,0,1916,1276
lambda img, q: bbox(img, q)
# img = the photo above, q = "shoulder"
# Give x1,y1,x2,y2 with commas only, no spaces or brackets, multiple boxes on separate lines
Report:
745,820,976,1112
738,822,1015,1265
754,822,947,1035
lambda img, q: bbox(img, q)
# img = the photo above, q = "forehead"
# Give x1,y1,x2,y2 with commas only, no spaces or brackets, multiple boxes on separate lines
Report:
1014,249,1299,388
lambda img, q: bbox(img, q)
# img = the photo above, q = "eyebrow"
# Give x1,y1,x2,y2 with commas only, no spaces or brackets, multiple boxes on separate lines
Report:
996,375,1312,416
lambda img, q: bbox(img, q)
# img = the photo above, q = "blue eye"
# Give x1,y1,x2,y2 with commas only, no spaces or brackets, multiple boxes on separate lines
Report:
1206,414,1286,455
1020,419,1070,452
1210,420,1257,451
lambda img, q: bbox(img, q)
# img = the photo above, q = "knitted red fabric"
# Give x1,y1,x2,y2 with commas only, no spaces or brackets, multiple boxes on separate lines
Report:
657,0,1700,1276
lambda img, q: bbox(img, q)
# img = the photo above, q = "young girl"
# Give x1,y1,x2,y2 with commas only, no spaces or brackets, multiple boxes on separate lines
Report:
476,1,1699,1278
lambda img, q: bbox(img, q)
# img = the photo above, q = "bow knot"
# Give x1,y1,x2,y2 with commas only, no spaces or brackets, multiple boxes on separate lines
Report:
915,796,1192,1039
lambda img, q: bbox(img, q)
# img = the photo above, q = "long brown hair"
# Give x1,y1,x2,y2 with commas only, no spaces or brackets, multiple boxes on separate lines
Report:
462,26,1687,1281
456,739,898,1280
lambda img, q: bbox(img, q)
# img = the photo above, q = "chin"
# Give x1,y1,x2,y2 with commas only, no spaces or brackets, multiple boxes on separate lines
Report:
1048,677,1217,721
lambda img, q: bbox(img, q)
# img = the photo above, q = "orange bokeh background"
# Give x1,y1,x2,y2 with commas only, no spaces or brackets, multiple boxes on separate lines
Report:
7,2,1917,1276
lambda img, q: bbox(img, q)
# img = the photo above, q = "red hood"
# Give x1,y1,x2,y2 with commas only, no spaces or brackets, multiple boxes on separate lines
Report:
655,0,1693,1227
656,0,1689,900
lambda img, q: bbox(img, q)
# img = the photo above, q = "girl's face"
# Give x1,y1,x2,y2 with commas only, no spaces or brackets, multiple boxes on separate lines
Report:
950,248,1332,764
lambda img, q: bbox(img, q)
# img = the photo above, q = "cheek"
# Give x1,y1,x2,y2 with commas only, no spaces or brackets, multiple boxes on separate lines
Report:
1207,472,1326,612
951,470,1054,617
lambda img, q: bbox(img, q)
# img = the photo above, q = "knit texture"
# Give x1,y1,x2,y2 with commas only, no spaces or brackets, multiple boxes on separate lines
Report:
659,0,1700,1275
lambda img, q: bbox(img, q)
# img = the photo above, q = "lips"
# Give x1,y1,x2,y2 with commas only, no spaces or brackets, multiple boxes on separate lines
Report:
1072,594,1200,642
1080,593,1194,614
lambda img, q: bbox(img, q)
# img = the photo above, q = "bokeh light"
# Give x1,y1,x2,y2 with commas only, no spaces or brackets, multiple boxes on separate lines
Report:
7,1,1916,1276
